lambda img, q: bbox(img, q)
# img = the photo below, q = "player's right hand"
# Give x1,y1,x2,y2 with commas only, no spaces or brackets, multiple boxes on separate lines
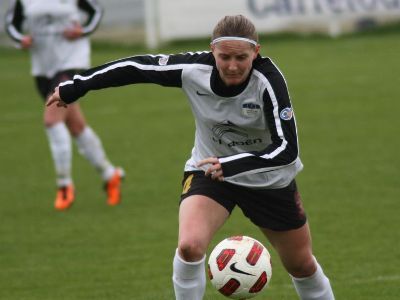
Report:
63,22,83,40
46,87,68,108
196,157,224,181
21,35,33,49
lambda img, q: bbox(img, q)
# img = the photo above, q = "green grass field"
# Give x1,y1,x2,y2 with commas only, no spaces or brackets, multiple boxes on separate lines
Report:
0,26,399,299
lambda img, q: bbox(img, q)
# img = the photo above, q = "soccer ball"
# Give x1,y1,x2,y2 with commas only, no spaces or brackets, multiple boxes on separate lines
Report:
208,236,272,299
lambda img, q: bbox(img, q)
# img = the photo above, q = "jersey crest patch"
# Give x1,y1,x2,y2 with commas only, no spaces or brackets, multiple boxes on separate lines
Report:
242,102,261,117
280,107,293,121
158,56,169,66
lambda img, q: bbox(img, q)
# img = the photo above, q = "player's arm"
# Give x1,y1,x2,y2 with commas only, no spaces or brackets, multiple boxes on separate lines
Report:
48,54,187,105
5,0,29,47
77,0,103,36
64,0,103,40
218,72,300,178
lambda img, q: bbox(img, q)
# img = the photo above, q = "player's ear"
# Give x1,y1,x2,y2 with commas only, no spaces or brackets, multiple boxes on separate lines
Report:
253,44,260,59
210,43,215,52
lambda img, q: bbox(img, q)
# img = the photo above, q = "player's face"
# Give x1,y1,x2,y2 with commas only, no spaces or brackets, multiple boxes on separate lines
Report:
211,41,260,86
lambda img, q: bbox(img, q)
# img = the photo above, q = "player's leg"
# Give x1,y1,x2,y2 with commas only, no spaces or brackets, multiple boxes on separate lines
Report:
236,180,334,300
66,103,115,180
37,76,74,210
174,194,230,300
260,224,334,299
173,172,236,300
65,102,124,205
44,101,72,186
54,70,124,205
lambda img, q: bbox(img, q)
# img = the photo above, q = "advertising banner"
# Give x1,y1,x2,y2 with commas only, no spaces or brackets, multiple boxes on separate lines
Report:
156,0,400,42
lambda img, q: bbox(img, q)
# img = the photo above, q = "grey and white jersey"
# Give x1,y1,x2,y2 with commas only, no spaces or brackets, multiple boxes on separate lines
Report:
58,52,303,189
5,0,102,77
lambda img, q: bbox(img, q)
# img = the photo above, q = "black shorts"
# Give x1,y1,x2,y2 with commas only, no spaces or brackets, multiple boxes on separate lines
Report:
34,69,83,100
180,171,307,231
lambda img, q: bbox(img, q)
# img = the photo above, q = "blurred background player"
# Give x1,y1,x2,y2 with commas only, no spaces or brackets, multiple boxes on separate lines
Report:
5,0,124,211
47,14,334,300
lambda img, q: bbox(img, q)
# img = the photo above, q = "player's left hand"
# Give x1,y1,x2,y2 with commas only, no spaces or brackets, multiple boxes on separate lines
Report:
63,22,83,40
46,87,68,108
197,157,224,181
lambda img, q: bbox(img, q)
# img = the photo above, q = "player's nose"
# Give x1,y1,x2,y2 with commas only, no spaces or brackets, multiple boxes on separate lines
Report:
227,61,238,71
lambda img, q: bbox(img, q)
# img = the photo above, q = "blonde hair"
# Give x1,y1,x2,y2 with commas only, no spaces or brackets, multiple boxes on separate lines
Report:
212,15,258,43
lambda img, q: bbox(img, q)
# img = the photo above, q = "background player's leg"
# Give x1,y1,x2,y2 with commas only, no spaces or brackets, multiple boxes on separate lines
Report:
66,103,123,205
67,103,115,180
44,103,74,210
45,121,72,187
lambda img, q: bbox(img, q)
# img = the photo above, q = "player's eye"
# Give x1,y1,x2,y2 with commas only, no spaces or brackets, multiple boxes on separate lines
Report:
219,54,231,61
236,55,248,61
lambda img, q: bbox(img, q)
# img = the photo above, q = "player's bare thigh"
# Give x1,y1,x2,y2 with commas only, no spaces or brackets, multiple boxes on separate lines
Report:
260,222,316,278
44,102,86,135
178,195,230,262
64,103,86,135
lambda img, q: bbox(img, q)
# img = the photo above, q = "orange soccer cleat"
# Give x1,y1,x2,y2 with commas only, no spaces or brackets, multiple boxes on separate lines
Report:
54,185,75,211
105,168,125,206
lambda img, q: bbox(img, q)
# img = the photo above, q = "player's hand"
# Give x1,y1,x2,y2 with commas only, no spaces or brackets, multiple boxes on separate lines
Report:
196,157,224,181
46,87,68,108
21,35,33,49
63,22,83,40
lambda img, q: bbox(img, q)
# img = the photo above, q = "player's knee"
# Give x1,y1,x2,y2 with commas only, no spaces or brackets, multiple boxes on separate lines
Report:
287,255,317,278
67,123,85,137
44,120,67,130
178,239,206,262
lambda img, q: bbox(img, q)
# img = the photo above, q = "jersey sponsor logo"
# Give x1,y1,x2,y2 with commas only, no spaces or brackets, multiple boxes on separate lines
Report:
229,262,255,276
158,56,169,66
212,121,248,139
221,139,263,147
242,102,261,117
280,107,293,121
211,121,263,148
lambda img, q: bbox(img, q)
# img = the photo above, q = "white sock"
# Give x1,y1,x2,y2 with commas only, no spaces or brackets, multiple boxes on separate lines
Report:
75,126,115,180
172,249,206,300
46,122,72,187
291,257,335,300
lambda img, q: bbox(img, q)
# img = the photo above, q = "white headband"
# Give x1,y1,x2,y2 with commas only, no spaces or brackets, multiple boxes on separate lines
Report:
211,36,258,46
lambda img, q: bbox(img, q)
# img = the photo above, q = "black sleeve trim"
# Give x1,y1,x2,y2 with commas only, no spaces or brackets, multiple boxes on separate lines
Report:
58,54,197,103
59,52,213,103
78,0,103,36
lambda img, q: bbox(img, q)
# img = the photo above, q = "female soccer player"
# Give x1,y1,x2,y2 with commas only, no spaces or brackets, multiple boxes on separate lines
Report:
47,14,334,299
5,0,124,210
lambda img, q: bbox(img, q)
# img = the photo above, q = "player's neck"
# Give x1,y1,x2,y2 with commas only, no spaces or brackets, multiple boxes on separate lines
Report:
210,68,252,98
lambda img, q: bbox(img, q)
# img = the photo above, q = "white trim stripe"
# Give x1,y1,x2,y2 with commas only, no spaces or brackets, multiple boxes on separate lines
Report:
7,25,24,41
219,153,253,164
5,7,24,42
59,59,213,87
60,60,189,84
269,58,301,156
253,69,288,160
